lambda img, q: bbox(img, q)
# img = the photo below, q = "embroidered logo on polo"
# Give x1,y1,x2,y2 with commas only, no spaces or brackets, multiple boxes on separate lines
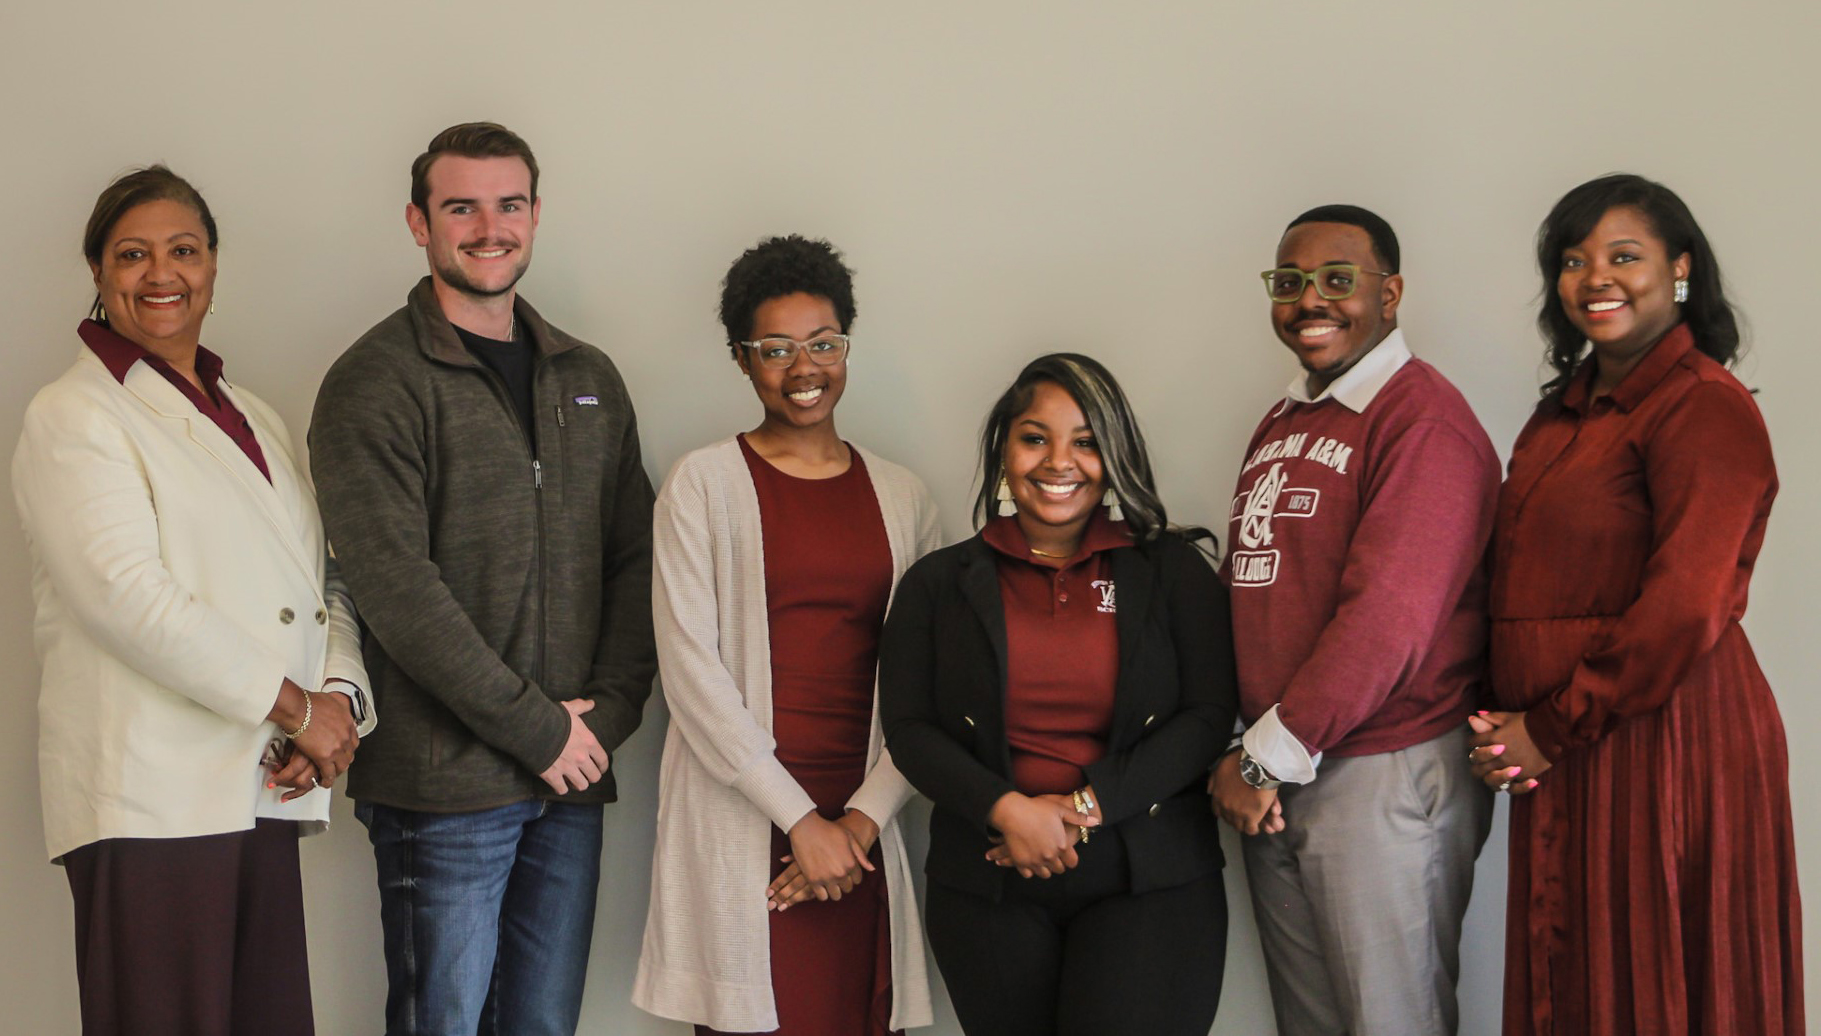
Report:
573,395,600,406
1228,461,1321,587
1091,579,1116,613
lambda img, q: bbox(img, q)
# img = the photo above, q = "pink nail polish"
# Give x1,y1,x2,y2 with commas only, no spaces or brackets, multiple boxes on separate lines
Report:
1508,766,1522,776
1489,744,1506,754
1525,779,1539,788
1476,710,1489,716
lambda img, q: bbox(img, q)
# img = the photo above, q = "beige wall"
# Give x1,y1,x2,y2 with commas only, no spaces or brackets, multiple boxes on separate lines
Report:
2,1,1815,1032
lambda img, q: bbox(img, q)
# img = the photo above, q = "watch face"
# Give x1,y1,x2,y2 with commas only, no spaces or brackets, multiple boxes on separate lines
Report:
1240,757,1265,787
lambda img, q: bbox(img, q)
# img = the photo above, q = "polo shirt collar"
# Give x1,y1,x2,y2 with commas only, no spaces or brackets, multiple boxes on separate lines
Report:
1284,327,1411,413
982,509,1133,566
79,318,225,387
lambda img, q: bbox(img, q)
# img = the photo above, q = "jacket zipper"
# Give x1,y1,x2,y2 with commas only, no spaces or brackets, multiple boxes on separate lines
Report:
468,355,548,692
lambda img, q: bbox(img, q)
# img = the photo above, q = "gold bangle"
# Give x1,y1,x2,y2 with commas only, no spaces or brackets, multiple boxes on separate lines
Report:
281,690,313,740
1072,788,1093,843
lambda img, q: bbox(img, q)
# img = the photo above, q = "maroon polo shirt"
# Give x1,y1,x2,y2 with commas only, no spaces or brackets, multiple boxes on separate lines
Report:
79,319,271,483
983,510,1130,796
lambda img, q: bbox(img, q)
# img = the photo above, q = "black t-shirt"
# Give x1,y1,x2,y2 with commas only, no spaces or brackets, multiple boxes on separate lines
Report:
455,324,536,447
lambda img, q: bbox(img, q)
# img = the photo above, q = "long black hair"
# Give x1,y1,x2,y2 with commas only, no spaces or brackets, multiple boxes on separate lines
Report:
972,353,1211,549
1535,173,1741,394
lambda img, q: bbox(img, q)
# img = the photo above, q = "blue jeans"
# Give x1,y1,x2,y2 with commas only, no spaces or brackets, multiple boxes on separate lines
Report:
358,799,604,1036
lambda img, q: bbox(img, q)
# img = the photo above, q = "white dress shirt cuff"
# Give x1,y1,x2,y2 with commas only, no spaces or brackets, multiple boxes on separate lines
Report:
1242,705,1322,785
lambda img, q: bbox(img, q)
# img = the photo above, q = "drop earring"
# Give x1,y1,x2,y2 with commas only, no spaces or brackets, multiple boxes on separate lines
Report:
1673,279,1689,304
997,476,1017,517
209,300,216,315
1103,488,1123,522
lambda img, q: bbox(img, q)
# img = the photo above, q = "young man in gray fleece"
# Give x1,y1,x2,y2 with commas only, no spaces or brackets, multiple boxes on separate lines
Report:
310,121,656,1036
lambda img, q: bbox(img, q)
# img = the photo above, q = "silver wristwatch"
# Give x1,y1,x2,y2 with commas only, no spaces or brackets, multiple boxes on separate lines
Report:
1238,750,1282,790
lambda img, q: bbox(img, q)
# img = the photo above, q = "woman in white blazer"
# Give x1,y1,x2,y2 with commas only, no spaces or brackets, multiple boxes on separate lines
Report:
633,236,937,1034
12,166,373,1036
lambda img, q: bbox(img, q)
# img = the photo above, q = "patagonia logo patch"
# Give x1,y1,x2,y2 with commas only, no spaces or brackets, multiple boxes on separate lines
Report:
573,395,600,406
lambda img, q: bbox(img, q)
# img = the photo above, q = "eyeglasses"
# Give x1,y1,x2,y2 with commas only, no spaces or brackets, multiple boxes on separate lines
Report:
738,334,851,370
1260,264,1392,303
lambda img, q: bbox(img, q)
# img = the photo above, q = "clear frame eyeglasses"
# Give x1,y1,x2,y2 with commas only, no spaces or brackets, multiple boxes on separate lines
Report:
738,334,851,370
1260,264,1392,303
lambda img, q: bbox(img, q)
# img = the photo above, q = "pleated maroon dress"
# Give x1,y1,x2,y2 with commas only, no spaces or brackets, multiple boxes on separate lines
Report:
699,435,899,1036
1489,325,1803,1035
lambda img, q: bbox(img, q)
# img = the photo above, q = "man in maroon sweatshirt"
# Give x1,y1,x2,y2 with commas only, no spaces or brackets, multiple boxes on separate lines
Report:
1211,205,1497,1035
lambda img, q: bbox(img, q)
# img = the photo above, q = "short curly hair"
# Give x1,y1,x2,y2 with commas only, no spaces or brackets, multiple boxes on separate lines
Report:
718,235,856,357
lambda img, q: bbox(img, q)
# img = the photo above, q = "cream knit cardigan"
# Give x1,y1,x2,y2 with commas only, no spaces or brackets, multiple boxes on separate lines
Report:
633,437,940,1032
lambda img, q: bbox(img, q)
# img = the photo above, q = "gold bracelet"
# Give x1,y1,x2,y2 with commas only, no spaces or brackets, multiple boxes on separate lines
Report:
281,690,313,740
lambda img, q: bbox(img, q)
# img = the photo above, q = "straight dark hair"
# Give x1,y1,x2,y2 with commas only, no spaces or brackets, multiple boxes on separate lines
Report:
82,165,218,324
1535,173,1741,394
972,353,1212,550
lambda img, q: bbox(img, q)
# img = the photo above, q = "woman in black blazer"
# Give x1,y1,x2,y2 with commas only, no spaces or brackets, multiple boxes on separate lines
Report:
880,353,1235,1036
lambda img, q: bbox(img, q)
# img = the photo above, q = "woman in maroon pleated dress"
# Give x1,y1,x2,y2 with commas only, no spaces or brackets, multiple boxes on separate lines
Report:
1469,173,1803,1035
635,235,937,1034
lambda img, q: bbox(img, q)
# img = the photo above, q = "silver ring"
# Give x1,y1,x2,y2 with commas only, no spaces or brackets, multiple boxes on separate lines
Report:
1496,780,1512,793
1468,750,1479,763
310,776,321,788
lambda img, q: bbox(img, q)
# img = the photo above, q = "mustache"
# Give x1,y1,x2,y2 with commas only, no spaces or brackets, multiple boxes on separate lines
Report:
459,237,520,250
1292,307,1342,323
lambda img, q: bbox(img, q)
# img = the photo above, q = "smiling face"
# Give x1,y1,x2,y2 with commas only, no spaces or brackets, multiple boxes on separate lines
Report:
738,292,847,432
407,154,539,299
1270,221,1402,395
89,198,217,351
1556,205,1690,369
1002,379,1106,553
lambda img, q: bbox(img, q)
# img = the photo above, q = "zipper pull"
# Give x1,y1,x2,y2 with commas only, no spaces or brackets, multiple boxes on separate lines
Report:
532,459,543,489
556,404,566,428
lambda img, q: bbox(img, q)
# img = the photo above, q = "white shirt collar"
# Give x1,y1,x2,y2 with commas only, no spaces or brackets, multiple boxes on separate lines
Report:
1282,327,1412,413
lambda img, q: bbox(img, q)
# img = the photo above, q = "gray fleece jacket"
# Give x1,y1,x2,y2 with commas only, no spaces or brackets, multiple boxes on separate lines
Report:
310,278,655,811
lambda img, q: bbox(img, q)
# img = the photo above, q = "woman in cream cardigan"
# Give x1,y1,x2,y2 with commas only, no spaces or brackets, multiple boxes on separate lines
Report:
634,236,937,1034
13,166,372,1035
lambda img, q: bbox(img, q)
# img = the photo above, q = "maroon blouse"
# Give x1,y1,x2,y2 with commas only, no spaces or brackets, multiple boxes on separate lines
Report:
983,511,1129,796
79,319,271,483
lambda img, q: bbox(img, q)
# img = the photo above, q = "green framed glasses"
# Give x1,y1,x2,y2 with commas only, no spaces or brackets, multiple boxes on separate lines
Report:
1260,264,1392,303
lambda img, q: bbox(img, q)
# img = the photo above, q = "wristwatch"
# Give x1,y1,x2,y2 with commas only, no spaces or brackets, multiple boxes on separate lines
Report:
1238,750,1282,790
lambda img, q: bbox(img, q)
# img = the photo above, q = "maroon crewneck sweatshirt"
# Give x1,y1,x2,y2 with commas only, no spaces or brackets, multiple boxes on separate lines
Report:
1223,356,1498,759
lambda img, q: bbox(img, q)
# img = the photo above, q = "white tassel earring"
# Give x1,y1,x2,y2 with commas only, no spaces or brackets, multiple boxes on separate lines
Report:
1673,278,1689,303
997,476,1017,517
1103,488,1124,522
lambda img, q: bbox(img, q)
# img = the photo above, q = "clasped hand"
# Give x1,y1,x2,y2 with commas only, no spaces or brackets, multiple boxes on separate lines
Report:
1208,750,1284,836
767,810,878,912
1466,710,1549,796
983,791,1100,879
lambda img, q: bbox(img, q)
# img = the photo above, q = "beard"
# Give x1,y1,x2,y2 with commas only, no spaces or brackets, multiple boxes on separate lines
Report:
431,240,532,300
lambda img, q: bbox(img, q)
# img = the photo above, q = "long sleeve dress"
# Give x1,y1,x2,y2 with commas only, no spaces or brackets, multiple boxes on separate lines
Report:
1488,324,1803,1035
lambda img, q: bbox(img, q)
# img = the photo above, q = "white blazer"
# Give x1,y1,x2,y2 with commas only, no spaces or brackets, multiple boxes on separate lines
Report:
13,345,373,862
633,438,939,1032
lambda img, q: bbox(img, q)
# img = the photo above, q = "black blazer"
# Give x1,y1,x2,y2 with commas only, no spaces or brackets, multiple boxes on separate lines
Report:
880,529,1238,900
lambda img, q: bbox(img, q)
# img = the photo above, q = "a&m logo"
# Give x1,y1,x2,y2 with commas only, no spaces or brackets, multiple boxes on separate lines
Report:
1091,579,1116,614
1228,462,1320,587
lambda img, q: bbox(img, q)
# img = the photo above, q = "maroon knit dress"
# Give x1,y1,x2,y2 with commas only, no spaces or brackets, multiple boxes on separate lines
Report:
699,436,898,1036
1490,325,1803,1035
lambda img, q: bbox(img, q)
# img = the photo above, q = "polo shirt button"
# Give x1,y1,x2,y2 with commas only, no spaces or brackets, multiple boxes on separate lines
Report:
278,608,295,624
963,715,976,728
1148,803,1161,817
1143,714,1157,727
314,608,327,625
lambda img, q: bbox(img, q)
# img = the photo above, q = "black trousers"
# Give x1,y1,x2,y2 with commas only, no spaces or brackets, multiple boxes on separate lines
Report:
63,819,312,1036
925,832,1227,1036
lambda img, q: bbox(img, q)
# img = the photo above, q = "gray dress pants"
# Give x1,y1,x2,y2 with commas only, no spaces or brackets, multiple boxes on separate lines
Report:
1241,725,1493,1036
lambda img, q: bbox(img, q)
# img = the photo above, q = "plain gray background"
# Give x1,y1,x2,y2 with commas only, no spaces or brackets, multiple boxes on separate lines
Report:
2,1,1814,1032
